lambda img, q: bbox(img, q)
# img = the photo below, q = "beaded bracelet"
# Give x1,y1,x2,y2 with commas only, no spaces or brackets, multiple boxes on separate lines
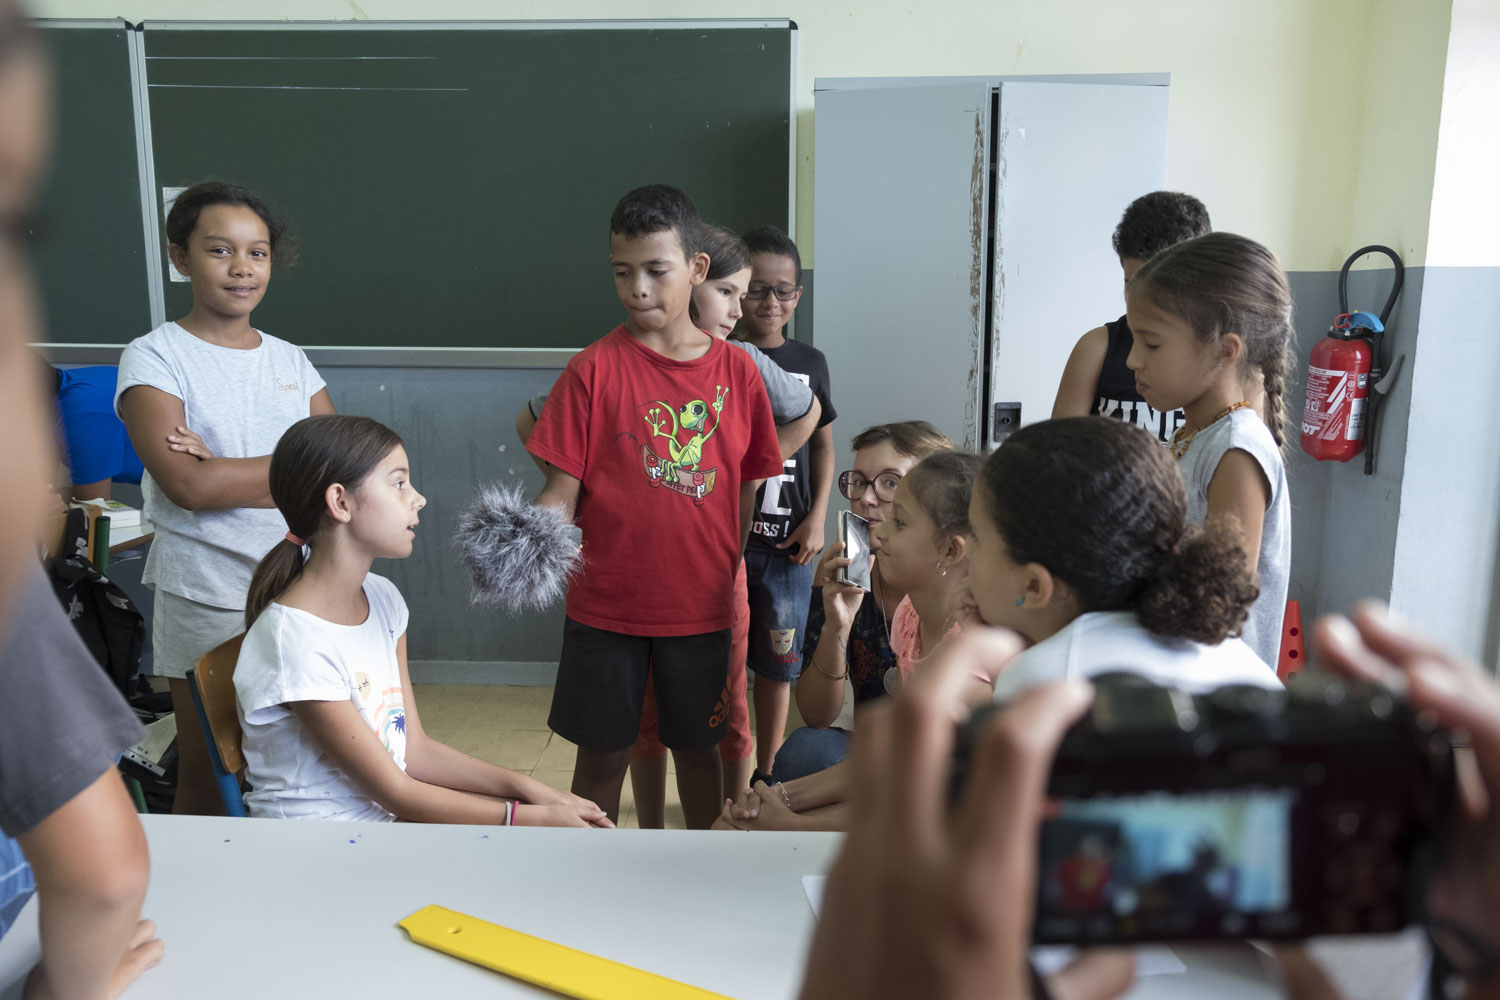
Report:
775,782,794,810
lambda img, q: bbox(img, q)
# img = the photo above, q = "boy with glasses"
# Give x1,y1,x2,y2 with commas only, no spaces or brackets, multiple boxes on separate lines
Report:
734,226,837,779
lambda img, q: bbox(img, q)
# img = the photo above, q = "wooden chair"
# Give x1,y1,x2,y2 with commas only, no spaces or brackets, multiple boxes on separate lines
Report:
38,503,99,564
187,634,248,817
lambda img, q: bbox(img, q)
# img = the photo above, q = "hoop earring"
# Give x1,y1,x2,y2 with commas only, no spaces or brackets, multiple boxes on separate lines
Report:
936,561,948,577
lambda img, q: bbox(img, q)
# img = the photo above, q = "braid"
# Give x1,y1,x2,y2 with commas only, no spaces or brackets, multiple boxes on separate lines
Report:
1261,342,1290,453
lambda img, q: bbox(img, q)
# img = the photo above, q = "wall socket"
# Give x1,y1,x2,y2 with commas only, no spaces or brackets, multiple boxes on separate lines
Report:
993,401,1022,442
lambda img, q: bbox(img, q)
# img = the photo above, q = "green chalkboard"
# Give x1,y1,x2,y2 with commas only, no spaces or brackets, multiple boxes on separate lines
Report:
32,21,153,346
142,23,794,350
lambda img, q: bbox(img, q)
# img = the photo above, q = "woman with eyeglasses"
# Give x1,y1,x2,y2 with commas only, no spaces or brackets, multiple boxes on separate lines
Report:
713,422,954,831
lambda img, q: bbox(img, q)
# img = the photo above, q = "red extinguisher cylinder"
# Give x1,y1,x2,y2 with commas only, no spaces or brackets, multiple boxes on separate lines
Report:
1301,336,1373,462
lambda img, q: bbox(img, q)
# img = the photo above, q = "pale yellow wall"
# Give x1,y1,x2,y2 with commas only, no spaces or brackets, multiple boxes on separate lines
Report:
32,0,1456,271
1344,0,1451,270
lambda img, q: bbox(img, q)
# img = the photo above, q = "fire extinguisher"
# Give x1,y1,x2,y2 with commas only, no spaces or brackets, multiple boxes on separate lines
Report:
1300,245,1405,473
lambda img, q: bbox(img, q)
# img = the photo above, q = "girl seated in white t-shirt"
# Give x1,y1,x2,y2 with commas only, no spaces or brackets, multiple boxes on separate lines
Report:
234,414,611,827
964,416,1280,700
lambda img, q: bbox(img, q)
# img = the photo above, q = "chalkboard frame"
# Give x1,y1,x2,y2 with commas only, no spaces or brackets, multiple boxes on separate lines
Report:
36,18,797,367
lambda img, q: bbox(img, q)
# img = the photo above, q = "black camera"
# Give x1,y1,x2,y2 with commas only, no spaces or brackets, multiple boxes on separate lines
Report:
953,671,1456,944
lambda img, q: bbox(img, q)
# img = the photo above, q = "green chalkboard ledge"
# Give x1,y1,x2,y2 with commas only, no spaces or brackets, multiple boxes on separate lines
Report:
37,344,581,369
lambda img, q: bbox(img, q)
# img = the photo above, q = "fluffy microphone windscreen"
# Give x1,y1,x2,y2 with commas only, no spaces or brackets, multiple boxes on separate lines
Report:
453,483,582,612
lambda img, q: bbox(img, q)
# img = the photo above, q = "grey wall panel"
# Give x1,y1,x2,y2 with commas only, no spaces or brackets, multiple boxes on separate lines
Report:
319,365,566,669
1314,267,1423,622
1279,267,1333,612
1390,266,1500,662
1284,267,1422,622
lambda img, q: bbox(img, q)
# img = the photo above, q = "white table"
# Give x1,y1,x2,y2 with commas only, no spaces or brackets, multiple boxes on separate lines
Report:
106,518,154,554
0,815,1286,1000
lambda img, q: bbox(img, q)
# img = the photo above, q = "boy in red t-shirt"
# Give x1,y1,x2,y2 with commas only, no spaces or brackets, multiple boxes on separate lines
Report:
526,185,784,828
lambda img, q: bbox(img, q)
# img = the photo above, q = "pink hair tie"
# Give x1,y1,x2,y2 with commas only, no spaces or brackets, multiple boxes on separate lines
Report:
285,531,305,546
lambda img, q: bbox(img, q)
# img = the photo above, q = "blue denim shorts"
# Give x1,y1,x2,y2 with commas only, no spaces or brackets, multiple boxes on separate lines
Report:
744,550,814,683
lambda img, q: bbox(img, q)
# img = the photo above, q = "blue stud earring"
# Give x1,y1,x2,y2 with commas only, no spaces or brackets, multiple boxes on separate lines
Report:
1014,596,1025,607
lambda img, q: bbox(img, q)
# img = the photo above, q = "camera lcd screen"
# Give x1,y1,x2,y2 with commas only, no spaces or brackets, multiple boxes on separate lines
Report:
1037,789,1295,940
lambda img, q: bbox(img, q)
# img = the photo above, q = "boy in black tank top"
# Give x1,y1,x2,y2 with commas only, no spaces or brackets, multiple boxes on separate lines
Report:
1052,191,1210,443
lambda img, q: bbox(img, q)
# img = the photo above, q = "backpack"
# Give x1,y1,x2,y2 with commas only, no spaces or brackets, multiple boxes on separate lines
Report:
47,507,145,698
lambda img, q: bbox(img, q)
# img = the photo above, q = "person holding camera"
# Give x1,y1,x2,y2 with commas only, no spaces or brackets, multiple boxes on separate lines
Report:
798,605,1500,1000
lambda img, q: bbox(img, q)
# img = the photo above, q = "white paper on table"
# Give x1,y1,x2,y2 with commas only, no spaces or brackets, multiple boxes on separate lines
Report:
806,876,1183,976
1033,945,1186,977
802,875,825,917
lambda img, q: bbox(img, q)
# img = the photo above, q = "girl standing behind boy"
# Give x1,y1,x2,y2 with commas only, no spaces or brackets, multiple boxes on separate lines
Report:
235,415,609,826
116,182,334,814
1125,232,1294,666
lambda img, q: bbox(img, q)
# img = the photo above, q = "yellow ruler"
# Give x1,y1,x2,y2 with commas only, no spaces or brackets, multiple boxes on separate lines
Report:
399,904,736,1000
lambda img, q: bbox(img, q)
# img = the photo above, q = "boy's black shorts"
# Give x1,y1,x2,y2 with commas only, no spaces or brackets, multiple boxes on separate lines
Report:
547,618,732,752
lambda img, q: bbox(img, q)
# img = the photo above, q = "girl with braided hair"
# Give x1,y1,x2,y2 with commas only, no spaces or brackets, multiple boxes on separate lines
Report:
1123,232,1294,666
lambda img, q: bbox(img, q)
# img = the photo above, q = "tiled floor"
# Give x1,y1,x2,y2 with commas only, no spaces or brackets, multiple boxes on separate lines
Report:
411,683,804,829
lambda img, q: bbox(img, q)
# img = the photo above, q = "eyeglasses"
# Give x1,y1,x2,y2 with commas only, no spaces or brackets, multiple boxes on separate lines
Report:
839,470,902,503
744,282,799,301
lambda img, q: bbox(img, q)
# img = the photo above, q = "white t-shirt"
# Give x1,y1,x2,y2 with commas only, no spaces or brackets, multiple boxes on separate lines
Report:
114,321,326,610
1179,408,1292,668
236,573,409,822
992,611,1279,703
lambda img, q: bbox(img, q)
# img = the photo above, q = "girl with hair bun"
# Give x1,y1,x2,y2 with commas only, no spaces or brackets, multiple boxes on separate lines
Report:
966,417,1279,700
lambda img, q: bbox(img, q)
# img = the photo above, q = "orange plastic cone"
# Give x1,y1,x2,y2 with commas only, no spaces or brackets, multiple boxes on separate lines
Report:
1277,600,1306,681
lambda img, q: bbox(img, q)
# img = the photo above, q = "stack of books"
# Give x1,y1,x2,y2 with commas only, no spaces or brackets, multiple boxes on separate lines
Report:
78,497,142,528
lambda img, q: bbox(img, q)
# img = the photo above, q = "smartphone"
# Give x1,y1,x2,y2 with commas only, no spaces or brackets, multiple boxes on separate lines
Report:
952,672,1456,944
836,510,873,592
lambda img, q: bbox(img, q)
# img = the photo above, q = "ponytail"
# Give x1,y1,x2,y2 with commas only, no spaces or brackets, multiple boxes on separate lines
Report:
1129,231,1295,452
245,540,308,628
1134,519,1259,645
243,414,404,628
981,417,1258,643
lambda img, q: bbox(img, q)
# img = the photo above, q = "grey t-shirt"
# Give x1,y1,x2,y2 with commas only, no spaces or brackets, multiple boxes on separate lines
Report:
1180,408,1291,667
115,321,326,610
527,339,813,426
0,568,144,836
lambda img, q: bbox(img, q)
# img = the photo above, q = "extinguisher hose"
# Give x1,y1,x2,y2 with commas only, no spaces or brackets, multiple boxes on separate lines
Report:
1337,246,1404,477
1338,244,1405,327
